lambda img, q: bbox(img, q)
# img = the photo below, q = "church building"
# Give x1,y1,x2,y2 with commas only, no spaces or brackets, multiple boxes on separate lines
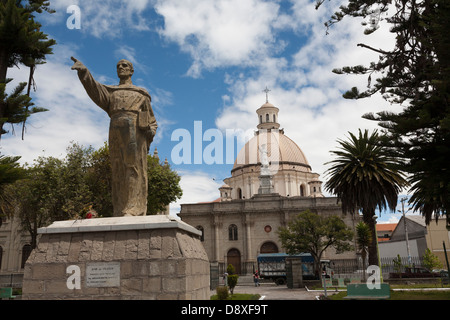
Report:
178,95,359,275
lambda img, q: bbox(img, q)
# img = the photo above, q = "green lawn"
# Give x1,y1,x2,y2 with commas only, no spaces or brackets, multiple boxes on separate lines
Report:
329,290,450,300
211,293,261,300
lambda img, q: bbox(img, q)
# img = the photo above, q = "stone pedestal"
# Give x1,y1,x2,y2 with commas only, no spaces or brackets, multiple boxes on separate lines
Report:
258,174,274,194
22,215,210,300
286,258,303,289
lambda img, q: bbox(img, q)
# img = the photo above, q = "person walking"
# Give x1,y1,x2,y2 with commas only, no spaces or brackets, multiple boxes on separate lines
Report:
253,270,260,287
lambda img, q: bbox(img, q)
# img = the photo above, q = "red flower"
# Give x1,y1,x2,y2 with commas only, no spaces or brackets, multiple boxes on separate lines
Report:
86,212,93,219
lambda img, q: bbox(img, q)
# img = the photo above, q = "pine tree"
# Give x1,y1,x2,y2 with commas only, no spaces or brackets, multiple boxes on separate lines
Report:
317,0,450,224
0,153,25,216
0,0,55,136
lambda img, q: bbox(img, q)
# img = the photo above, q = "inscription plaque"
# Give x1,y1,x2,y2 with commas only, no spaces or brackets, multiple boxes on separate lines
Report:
86,262,120,287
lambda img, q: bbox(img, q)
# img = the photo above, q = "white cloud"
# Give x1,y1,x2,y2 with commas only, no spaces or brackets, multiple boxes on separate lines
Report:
43,0,153,38
170,170,222,216
154,0,281,77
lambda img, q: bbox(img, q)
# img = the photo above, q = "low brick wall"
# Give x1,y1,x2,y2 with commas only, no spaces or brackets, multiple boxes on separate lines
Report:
22,216,210,300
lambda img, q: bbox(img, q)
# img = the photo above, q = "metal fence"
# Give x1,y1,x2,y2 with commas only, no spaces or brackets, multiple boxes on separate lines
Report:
0,273,24,288
380,256,424,275
329,256,427,279
216,256,426,278
218,261,256,276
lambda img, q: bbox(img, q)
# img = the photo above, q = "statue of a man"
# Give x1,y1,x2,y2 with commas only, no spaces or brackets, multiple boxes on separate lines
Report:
71,57,158,216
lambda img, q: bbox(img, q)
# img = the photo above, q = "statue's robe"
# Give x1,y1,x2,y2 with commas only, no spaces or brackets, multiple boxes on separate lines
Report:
77,69,158,216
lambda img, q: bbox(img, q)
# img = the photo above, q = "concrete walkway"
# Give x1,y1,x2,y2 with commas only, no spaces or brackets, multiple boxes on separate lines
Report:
212,283,320,300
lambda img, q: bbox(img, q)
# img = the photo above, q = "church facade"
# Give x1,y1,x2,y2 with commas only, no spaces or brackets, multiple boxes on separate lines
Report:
178,97,360,275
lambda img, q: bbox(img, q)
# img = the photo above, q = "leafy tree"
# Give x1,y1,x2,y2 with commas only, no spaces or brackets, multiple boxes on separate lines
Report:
60,143,94,218
12,155,65,248
85,142,113,218
277,210,354,278
393,254,403,278
316,0,450,224
324,129,407,266
422,248,443,271
0,0,56,136
9,142,183,247
147,155,183,215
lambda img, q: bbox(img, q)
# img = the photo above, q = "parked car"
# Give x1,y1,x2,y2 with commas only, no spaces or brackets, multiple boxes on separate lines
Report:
433,269,449,278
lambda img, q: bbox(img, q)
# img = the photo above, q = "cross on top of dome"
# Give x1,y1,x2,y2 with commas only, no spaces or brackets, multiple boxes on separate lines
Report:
263,86,271,103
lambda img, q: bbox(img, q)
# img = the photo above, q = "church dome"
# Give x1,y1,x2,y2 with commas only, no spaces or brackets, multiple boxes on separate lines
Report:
258,102,278,110
232,130,311,174
223,90,323,200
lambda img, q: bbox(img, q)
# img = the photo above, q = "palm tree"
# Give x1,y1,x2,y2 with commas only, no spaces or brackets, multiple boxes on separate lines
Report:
324,129,407,266
356,222,371,281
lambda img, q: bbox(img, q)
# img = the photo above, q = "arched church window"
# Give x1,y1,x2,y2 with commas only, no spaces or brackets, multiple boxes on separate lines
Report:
21,244,32,269
260,241,279,254
228,224,238,241
259,115,262,124
300,185,305,197
196,226,204,242
266,114,269,122
237,188,242,199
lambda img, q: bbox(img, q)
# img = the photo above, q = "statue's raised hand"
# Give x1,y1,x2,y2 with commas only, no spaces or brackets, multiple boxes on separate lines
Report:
71,56,87,72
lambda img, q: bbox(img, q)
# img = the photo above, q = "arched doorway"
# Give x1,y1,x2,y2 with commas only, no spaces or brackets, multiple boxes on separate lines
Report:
226,248,241,274
260,241,279,254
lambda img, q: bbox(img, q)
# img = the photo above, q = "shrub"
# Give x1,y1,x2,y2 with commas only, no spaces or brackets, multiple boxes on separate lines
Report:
227,274,239,295
227,264,236,275
216,286,229,300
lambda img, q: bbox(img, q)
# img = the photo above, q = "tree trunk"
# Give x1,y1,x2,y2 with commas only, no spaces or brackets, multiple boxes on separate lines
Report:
0,47,8,83
362,210,379,267
0,46,9,135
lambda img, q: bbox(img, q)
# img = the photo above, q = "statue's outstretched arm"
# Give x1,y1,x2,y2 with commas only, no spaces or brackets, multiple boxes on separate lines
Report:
71,57,110,113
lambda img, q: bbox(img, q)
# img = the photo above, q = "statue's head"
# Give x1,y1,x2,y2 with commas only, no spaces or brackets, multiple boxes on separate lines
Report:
117,59,134,80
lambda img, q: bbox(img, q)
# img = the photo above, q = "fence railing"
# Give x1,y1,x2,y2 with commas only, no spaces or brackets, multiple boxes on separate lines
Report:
216,256,426,278
380,256,424,275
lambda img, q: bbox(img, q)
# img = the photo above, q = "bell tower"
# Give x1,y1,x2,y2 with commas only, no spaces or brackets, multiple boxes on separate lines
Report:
256,87,280,131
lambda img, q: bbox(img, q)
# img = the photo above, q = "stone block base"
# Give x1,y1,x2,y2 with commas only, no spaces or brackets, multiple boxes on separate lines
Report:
22,215,210,300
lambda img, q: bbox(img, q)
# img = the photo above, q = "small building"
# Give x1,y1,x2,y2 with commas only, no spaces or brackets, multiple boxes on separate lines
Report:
0,216,31,287
379,215,450,268
376,223,397,242
424,216,450,267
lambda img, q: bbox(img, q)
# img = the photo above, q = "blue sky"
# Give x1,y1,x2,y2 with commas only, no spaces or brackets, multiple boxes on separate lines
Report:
2,0,412,223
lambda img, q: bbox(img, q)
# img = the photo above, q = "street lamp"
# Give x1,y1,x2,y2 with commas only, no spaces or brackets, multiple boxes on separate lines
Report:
399,198,412,266
373,215,383,283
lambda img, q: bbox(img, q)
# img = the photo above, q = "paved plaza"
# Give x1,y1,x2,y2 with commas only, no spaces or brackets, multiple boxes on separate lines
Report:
212,283,322,300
